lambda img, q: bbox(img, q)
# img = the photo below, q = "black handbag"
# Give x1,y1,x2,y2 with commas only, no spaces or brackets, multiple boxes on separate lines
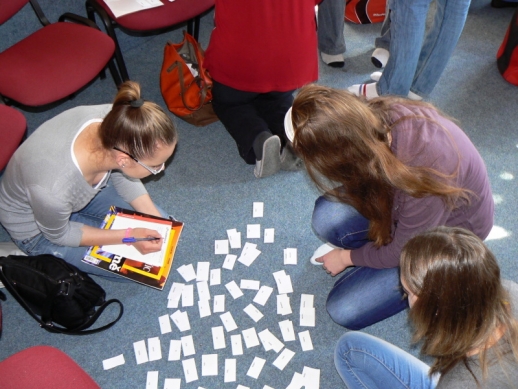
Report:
0,254,123,335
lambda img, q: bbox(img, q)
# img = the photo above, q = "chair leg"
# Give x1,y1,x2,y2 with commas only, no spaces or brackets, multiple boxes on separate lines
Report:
107,58,123,87
187,19,194,37
193,15,201,41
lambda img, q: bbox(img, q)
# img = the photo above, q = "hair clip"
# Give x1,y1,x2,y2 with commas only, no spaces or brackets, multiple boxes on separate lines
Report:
129,98,144,108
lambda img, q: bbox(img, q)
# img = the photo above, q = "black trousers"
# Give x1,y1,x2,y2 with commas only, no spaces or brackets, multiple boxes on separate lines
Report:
212,80,294,164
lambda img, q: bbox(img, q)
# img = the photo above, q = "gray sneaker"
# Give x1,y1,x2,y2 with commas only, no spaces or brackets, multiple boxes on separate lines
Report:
280,144,304,171
254,135,281,178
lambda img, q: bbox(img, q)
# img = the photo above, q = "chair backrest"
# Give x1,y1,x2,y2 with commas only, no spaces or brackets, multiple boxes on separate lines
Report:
0,0,30,24
0,105,27,171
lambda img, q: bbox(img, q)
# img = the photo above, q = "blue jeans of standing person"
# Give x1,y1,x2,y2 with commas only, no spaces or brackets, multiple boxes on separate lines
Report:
374,0,391,51
377,0,471,97
312,196,408,330
335,332,439,389
317,0,346,55
13,181,167,280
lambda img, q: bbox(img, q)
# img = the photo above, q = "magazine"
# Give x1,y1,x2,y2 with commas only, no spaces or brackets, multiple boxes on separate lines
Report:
83,206,183,290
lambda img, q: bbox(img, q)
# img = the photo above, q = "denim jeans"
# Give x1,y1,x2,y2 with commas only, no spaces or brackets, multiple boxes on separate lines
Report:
317,0,346,55
374,1,391,51
335,332,439,389
12,181,165,281
377,0,471,97
312,196,408,330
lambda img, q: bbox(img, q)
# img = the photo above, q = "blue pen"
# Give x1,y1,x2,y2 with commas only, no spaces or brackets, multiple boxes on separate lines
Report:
122,237,161,243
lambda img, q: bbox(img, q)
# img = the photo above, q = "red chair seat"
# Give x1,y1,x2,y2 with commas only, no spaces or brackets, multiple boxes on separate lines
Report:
0,23,115,106
95,0,214,31
0,345,100,389
0,105,26,171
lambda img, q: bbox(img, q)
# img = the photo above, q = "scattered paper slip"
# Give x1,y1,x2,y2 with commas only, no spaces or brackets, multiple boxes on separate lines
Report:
253,202,264,217
224,359,237,382
146,371,159,389
247,357,266,379
102,354,125,370
147,337,162,361
182,358,198,383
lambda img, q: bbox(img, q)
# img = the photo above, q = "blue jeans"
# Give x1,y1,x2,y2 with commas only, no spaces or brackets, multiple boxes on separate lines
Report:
317,0,346,55
377,0,471,97
13,181,167,281
335,332,439,389
374,1,391,51
312,196,408,330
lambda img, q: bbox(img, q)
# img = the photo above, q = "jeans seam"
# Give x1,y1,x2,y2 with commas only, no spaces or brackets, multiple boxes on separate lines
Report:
338,228,370,248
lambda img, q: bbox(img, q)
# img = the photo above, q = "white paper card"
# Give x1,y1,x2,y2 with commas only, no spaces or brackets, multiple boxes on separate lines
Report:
198,299,211,318
177,264,196,282
273,270,293,294
197,281,211,301
225,280,244,299
299,330,314,351
181,284,194,307
222,254,238,270
224,359,237,383
253,286,274,306
220,311,238,332
230,334,243,355
303,366,321,389
284,248,297,265
170,310,190,332
264,228,275,243
159,314,172,334
182,358,198,383
146,371,159,389
243,303,264,322
242,327,260,348
286,372,305,389
272,348,295,371
102,354,125,370
168,339,181,361
237,243,262,267
277,294,292,315
163,378,181,389
258,329,284,353
253,202,264,217
196,261,210,281
300,294,314,309
167,282,185,308
181,335,195,357
215,240,229,255
300,307,316,327
148,337,162,361
247,224,261,239
133,340,148,364
213,294,225,313
212,326,226,350
210,268,221,286
202,354,218,376
247,357,266,379
279,319,296,342
227,229,241,249
240,279,260,290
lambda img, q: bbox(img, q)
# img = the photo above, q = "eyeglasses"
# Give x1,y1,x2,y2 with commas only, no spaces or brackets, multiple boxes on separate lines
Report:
113,146,165,175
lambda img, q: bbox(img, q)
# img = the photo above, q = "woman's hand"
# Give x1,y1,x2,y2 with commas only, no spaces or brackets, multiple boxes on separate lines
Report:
130,228,163,255
315,248,353,276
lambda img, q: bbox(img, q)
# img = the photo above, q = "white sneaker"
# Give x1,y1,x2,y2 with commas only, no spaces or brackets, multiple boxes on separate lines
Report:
309,243,338,265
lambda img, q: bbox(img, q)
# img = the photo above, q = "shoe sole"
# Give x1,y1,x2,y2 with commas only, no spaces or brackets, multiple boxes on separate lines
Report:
254,136,281,178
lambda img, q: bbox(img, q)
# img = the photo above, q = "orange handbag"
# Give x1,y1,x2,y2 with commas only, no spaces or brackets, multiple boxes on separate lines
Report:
160,32,219,127
345,0,386,24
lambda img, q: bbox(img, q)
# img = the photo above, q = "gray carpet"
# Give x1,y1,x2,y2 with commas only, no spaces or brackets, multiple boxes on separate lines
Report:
1,1,517,388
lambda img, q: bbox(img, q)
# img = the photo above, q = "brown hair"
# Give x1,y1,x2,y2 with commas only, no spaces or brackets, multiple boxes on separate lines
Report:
400,226,518,382
291,84,469,246
100,81,177,159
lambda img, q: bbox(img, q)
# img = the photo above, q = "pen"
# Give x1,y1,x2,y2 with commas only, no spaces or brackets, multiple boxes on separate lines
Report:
122,237,161,243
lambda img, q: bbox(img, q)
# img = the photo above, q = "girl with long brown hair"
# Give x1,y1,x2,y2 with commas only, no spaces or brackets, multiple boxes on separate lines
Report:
335,227,518,388
285,84,494,329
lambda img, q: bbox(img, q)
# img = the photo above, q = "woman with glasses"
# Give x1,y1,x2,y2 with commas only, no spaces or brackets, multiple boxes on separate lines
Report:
0,81,177,278
335,226,518,389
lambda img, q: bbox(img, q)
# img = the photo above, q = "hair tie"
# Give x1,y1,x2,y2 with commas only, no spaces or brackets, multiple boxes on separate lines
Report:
129,98,144,108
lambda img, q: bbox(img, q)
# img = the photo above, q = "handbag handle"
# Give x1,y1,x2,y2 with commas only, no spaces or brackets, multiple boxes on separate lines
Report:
0,266,124,335
168,61,209,112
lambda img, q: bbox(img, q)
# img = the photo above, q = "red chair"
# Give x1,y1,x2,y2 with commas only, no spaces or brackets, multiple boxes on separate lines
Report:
0,0,121,107
0,105,27,171
85,0,215,81
0,345,101,389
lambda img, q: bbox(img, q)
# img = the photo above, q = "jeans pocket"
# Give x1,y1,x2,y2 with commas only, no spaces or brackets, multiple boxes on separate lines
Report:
16,234,44,255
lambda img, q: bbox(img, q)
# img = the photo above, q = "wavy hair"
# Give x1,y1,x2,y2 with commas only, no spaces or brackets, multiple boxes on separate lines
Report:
291,84,469,246
400,226,518,382
100,81,177,159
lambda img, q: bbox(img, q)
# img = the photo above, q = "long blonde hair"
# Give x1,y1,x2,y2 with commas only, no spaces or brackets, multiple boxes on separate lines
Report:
291,84,469,246
401,226,518,382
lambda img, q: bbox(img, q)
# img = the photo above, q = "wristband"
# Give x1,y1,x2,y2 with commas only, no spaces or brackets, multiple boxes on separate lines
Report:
124,227,132,245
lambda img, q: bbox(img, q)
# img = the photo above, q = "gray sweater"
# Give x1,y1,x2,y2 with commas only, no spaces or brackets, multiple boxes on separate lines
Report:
436,280,518,389
0,105,148,247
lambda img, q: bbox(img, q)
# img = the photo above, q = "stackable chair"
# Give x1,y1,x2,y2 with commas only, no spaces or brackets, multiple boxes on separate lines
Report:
0,105,27,172
85,0,215,80
0,0,121,107
0,345,101,389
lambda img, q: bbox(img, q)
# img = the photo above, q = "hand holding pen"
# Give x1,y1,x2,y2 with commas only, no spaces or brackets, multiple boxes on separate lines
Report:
123,227,163,255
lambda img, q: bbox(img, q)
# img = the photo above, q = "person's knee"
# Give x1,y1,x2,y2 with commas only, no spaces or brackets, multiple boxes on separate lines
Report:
326,296,366,330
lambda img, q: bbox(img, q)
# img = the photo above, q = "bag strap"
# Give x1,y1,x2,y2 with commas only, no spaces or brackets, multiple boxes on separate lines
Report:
0,265,124,335
170,61,209,112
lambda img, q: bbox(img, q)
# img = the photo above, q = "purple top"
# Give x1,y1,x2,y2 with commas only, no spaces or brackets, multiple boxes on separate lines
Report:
350,104,494,268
